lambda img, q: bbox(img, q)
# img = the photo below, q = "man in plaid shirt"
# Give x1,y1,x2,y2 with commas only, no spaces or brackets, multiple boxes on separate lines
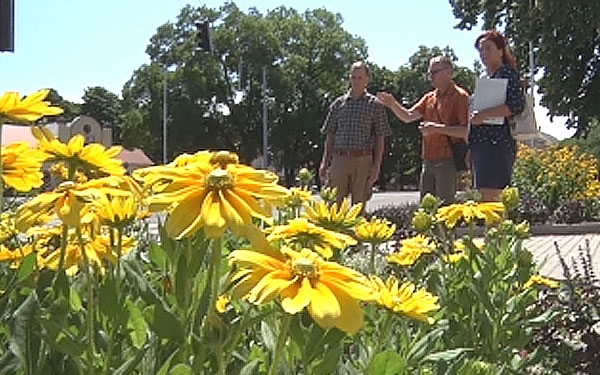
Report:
319,61,391,207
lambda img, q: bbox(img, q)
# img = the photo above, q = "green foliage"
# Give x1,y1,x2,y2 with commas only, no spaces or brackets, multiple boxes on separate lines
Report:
527,242,600,374
512,143,600,220
81,87,122,142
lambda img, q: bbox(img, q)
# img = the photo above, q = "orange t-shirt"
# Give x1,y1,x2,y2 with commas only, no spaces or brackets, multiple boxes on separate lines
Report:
411,83,470,161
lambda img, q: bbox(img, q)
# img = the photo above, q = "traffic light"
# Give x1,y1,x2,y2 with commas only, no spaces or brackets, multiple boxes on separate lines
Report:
0,0,14,52
195,21,212,52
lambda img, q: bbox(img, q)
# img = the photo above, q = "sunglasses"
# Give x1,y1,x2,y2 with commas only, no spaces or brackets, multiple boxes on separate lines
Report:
426,67,449,79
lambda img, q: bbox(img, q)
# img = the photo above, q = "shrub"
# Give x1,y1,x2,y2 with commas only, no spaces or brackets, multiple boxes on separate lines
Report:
508,191,551,225
367,203,418,241
513,144,600,215
527,242,600,374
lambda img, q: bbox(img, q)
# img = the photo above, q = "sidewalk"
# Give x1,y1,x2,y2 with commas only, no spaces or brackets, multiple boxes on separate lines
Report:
525,233,600,280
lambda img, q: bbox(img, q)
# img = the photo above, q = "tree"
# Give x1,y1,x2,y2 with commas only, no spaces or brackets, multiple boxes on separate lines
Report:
81,87,121,126
44,89,80,122
449,0,600,137
119,3,477,188
120,3,368,177
80,86,121,142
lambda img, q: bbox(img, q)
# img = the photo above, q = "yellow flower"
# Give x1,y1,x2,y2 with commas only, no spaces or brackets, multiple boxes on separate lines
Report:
228,246,375,334
95,191,138,228
369,275,439,324
523,274,559,289
33,128,125,177
0,243,35,265
302,197,363,233
285,186,313,208
442,238,485,263
0,212,18,243
40,232,135,276
134,151,290,239
436,200,505,228
354,217,396,244
1,142,47,192
387,235,436,266
0,89,63,122
216,295,231,313
15,181,104,230
266,217,357,258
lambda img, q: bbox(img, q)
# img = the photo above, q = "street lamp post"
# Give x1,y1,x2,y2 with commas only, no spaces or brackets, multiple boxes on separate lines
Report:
262,66,268,168
162,68,167,164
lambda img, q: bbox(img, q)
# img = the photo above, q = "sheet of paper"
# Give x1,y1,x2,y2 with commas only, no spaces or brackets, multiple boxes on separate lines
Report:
472,78,508,125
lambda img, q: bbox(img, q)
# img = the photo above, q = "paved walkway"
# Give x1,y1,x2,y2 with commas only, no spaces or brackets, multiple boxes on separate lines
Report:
525,234,600,280
147,191,600,281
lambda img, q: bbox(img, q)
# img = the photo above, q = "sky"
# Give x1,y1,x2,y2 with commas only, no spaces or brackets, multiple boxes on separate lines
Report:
0,0,574,139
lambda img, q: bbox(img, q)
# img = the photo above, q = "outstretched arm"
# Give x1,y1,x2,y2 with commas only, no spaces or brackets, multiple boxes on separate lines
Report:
376,92,422,123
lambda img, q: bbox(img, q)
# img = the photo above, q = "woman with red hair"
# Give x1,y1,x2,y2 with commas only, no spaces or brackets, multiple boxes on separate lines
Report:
469,30,525,201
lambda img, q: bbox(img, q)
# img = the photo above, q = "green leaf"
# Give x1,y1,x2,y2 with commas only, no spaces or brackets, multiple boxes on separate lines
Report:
175,254,188,308
186,234,210,279
406,326,445,364
239,359,260,375
122,259,161,305
8,292,40,372
169,363,193,375
17,252,36,282
528,308,560,325
144,305,185,343
368,350,407,375
126,300,147,348
149,241,167,269
112,342,150,375
54,332,85,357
260,321,277,353
98,276,121,319
69,286,82,312
312,346,343,374
423,348,470,362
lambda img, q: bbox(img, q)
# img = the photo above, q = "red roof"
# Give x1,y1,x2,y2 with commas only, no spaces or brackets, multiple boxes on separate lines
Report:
117,148,154,167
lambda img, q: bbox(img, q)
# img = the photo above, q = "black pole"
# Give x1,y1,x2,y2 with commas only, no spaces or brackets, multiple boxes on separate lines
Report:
0,0,14,52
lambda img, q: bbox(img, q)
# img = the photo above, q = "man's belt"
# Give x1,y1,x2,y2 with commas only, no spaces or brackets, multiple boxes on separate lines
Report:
334,149,373,157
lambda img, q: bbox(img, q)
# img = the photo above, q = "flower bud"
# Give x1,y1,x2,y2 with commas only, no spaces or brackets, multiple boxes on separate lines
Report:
411,209,432,233
420,193,441,214
514,220,530,239
297,167,313,185
501,187,520,211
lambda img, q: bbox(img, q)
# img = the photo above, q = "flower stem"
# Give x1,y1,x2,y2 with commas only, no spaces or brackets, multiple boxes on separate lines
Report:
209,237,222,314
0,121,4,213
77,227,95,375
369,243,376,274
268,313,292,375
369,314,393,367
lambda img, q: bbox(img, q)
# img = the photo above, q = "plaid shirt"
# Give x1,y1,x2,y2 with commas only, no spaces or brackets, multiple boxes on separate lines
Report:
322,91,390,150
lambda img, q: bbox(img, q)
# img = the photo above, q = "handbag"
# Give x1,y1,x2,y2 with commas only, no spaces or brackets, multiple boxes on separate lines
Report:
512,93,539,140
447,137,469,171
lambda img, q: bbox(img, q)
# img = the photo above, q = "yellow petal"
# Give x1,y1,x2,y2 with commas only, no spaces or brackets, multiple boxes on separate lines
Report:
281,277,312,314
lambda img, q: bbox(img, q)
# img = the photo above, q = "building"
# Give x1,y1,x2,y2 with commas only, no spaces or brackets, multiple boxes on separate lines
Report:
1,116,154,172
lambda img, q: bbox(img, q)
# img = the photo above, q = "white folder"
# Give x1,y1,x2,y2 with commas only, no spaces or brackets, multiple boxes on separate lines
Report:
472,78,508,125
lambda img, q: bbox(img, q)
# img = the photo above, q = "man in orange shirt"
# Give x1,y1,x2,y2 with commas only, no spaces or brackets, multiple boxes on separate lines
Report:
377,56,469,204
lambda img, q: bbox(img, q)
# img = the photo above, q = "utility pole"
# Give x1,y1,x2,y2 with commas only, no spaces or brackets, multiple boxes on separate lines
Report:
262,66,268,168
162,69,167,164
0,0,14,52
